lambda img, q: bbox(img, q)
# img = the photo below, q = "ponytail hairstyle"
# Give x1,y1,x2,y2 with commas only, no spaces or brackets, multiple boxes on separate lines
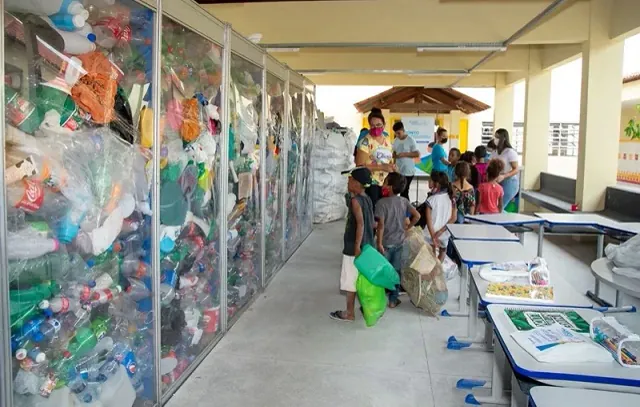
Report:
431,171,453,199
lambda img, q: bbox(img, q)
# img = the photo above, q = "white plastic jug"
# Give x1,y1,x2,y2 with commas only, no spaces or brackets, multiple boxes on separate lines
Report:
99,364,136,407
5,0,85,16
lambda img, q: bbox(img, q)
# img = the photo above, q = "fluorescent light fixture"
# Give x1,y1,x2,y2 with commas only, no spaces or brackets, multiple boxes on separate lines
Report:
417,46,506,52
407,72,471,77
267,48,300,53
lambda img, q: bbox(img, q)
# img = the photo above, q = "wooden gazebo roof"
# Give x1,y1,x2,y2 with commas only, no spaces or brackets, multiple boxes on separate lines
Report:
354,87,491,115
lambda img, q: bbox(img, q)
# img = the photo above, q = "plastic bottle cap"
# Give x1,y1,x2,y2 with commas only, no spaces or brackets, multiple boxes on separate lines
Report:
34,352,46,363
67,1,85,15
72,14,86,29
87,33,97,42
39,300,50,310
15,349,27,361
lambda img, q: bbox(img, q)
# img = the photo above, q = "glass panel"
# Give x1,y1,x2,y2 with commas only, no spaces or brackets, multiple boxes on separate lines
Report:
4,1,157,406
286,86,303,257
227,54,262,324
264,73,285,280
300,89,315,238
158,18,223,392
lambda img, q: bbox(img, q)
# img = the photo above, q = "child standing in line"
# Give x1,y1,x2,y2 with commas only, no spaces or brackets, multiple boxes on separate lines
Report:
424,171,456,262
447,148,461,182
375,173,421,308
330,167,376,322
472,145,488,191
476,159,505,214
452,161,476,224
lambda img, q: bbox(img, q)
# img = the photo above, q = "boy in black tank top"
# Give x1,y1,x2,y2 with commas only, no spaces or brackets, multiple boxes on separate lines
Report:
330,167,375,322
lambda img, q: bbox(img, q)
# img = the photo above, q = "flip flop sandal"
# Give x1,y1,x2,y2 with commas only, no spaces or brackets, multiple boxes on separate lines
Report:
329,310,354,322
389,299,401,308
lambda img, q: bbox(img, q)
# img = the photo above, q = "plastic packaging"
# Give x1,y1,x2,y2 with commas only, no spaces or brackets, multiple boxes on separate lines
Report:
591,317,640,368
353,244,400,290
356,274,386,327
605,234,640,279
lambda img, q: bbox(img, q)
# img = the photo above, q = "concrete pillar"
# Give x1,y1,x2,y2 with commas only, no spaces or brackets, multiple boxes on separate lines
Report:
576,0,624,211
449,110,462,150
522,63,552,190
493,74,515,136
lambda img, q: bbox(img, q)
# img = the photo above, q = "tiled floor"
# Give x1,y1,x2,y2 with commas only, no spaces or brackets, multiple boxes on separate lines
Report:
166,221,639,407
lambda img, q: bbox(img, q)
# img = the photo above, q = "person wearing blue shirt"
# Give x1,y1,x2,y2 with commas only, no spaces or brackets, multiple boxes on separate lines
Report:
431,127,450,174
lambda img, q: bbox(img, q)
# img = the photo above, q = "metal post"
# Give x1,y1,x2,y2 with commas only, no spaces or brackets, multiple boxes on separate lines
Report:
299,81,306,246
260,55,267,288
150,1,163,403
281,73,290,263
310,84,317,230
219,24,232,333
0,5,15,407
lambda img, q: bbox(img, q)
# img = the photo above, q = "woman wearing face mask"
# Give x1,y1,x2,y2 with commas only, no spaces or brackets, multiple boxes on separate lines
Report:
355,107,395,207
493,129,520,211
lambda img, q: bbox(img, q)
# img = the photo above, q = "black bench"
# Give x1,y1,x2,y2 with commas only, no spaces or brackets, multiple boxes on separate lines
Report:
600,186,640,222
521,172,575,213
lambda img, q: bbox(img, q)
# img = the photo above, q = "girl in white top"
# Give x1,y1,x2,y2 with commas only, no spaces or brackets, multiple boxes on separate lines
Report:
492,128,520,211
424,171,456,262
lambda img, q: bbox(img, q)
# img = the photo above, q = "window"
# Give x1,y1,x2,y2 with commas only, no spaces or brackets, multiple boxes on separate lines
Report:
481,122,578,157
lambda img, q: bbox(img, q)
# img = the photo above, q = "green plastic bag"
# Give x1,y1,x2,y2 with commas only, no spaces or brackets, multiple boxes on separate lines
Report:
354,244,400,290
356,274,386,327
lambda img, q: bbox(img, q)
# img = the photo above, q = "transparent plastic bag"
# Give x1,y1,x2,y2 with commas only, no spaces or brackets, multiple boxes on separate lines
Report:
606,234,640,278
442,256,459,281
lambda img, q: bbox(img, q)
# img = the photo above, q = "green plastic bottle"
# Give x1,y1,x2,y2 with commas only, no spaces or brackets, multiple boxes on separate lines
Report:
9,280,60,329
8,252,79,285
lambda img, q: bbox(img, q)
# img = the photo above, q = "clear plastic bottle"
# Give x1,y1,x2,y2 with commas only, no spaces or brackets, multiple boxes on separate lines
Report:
68,377,98,404
7,228,59,260
124,278,151,301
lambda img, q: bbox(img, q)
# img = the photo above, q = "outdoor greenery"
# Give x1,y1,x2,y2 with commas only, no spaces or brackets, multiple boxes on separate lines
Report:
624,104,640,140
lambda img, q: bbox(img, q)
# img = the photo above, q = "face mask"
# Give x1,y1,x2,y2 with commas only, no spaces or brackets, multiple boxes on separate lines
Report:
370,127,383,137
441,137,448,143
494,137,500,145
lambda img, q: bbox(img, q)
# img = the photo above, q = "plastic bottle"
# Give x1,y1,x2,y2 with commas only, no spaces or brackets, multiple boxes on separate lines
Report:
15,341,47,364
39,295,84,316
49,12,87,31
160,270,178,305
73,23,96,42
8,252,77,284
69,377,99,404
8,180,70,219
4,0,85,16
111,342,137,377
90,286,122,306
125,278,151,301
7,229,59,260
42,17,96,55
122,257,150,279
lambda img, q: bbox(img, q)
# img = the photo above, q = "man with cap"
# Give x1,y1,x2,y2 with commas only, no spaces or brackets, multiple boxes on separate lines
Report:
330,167,376,322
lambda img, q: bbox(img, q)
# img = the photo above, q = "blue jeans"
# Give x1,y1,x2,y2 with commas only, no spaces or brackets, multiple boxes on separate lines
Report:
500,176,520,211
383,245,403,302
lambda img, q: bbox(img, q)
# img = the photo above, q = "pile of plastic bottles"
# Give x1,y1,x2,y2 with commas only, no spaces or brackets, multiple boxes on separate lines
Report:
4,0,224,405
225,55,263,323
285,89,303,255
263,75,285,279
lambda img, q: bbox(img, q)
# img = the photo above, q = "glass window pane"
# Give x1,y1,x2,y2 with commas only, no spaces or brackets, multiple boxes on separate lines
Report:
158,17,223,394
227,54,262,325
4,1,157,405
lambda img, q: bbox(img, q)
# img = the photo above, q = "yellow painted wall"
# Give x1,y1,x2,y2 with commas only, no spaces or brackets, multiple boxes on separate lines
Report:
460,118,469,152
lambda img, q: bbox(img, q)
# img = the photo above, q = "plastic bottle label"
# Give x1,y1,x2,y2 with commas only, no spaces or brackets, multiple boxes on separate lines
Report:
6,92,37,127
15,180,44,212
95,18,131,42
5,156,37,184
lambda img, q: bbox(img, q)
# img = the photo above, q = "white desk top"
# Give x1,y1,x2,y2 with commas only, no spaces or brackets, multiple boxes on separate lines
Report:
487,304,640,392
452,240,529,266
529,387,640,407
534,212,610,225
534,213,640,236
446,224,520,242
590,258,640,299
466,213,544,226
470,268,592,308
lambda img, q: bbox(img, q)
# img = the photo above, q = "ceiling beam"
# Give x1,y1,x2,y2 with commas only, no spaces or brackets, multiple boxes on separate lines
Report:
388,103,451,113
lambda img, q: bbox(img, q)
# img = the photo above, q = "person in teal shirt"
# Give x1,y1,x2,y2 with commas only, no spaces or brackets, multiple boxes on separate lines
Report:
431,127,450,174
